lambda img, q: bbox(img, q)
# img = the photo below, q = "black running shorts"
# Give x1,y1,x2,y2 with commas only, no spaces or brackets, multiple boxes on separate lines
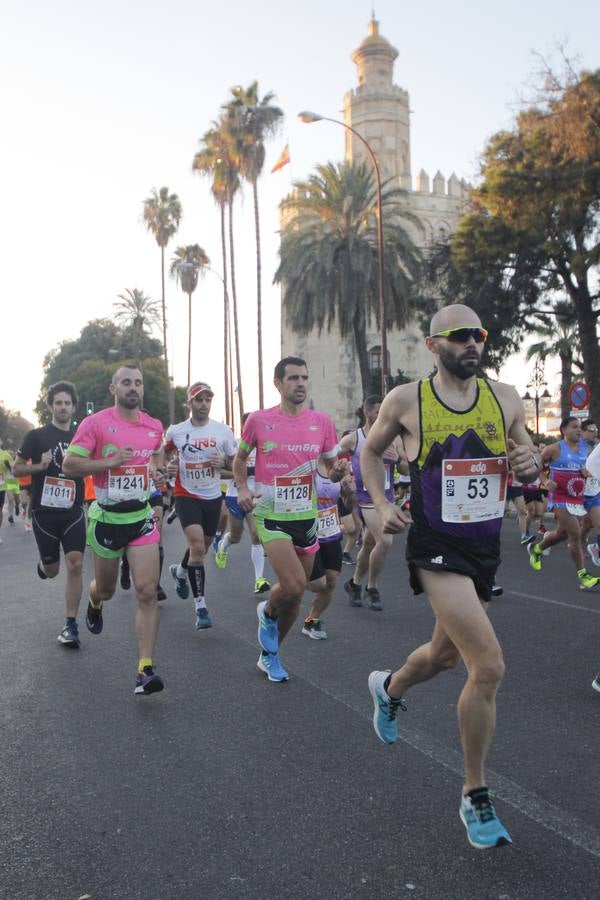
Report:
406,527,500,603
310,538,343,581
256,516,319,554
32,508,87,565
0,491,5,509
175,495,222,536
523,489,543,503
337,496,352,519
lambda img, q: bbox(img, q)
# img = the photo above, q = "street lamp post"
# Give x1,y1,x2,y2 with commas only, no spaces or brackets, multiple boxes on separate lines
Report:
522,361,551,436
298,111,388,395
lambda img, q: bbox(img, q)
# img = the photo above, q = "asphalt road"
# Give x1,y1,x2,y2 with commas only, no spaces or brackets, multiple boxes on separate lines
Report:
1,512,600,900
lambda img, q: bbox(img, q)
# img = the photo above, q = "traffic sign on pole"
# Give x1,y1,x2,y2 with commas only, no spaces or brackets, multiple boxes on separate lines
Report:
569,382,590,410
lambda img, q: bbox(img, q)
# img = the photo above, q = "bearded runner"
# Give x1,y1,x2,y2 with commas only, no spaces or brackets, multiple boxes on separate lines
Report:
63,364,166,696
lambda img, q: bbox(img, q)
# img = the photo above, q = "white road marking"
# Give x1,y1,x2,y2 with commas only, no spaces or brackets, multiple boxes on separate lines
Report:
223,618,600,860
506,589,600,615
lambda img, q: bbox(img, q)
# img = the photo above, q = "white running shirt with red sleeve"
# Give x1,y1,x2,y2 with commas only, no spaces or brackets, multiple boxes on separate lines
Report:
165,418,236,501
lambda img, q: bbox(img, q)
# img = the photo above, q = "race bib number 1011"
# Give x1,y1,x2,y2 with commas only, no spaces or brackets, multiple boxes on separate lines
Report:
41,476,76,509
442,457,507,523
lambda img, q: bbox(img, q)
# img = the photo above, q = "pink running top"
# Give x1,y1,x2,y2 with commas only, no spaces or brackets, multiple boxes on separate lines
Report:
239,405,339,521
68,407,163,508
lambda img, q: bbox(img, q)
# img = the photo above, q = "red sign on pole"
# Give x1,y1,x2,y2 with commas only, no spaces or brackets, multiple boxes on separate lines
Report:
569,381,590,410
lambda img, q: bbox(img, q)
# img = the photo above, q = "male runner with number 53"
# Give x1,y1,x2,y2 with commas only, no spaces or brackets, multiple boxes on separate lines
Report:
361,304,540,850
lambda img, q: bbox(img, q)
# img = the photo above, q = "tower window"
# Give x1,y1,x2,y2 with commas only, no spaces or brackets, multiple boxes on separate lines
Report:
368,346,390,373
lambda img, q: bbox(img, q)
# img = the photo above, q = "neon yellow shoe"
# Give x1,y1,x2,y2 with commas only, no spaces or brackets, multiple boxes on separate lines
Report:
215,541,228,570
253,577,271,594
578,569,600,590
527,542,542,572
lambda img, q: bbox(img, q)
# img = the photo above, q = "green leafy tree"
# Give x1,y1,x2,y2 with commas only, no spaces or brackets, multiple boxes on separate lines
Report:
526,302,583,417
170,244,210,387
143,186,183,422
452,66,600,418
0,402,34,450
113,288,162,359
36,319,178,426
223,82,283,407
416,239,541,374
275,161,422,397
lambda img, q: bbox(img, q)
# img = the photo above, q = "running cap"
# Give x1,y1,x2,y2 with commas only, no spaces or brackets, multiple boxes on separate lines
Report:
187,381,214,401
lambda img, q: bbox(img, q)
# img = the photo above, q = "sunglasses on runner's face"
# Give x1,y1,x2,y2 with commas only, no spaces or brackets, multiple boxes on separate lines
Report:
430,326,488,344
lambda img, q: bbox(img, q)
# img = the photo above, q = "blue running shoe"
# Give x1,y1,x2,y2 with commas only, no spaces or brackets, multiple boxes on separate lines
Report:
169,564,189,600
134,666,164,696
459,789,512,849
592,672,600,694
85,594,103,635
368,670,406,744
57,621,80,648
195,607,212,630
257,600,278,654
257,652,289,682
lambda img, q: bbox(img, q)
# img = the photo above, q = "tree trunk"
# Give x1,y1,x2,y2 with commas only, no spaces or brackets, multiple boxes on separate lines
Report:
227,200,245,420
161,246,175,424
353,313,371,400
252,180,264,408
187,292,192,389
228,298,235,434
559,352,572,419
220,204,231,428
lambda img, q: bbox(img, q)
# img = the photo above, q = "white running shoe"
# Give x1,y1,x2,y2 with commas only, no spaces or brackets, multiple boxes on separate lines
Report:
587,543,600,567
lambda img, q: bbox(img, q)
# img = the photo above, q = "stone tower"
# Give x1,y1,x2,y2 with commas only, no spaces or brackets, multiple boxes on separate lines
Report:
280,18,471,429
343,18,411,187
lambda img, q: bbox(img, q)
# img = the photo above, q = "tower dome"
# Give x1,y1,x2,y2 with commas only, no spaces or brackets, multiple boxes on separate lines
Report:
351,16,398,89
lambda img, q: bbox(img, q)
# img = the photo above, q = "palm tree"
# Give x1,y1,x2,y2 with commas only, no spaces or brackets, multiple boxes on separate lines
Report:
526,301,583,418
113,288,162,359
142,186,182,423
192,126,239,426
274,161,422,397
170,244,210,387
223,83,283,408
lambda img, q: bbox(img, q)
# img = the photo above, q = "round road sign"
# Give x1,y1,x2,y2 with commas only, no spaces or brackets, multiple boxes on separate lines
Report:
569,381,590,410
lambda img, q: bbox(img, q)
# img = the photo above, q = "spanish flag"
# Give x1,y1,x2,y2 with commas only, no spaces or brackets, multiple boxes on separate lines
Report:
271,144,290,174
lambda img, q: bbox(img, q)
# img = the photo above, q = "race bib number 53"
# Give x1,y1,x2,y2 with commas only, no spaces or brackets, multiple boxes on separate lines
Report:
442,457,507,524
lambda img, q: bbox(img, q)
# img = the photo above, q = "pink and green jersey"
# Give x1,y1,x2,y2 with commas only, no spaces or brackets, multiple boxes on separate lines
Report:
239,405,339,521
67,407,163,518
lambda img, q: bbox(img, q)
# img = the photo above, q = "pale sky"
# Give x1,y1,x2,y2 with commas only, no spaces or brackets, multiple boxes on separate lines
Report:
1,0,598,425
